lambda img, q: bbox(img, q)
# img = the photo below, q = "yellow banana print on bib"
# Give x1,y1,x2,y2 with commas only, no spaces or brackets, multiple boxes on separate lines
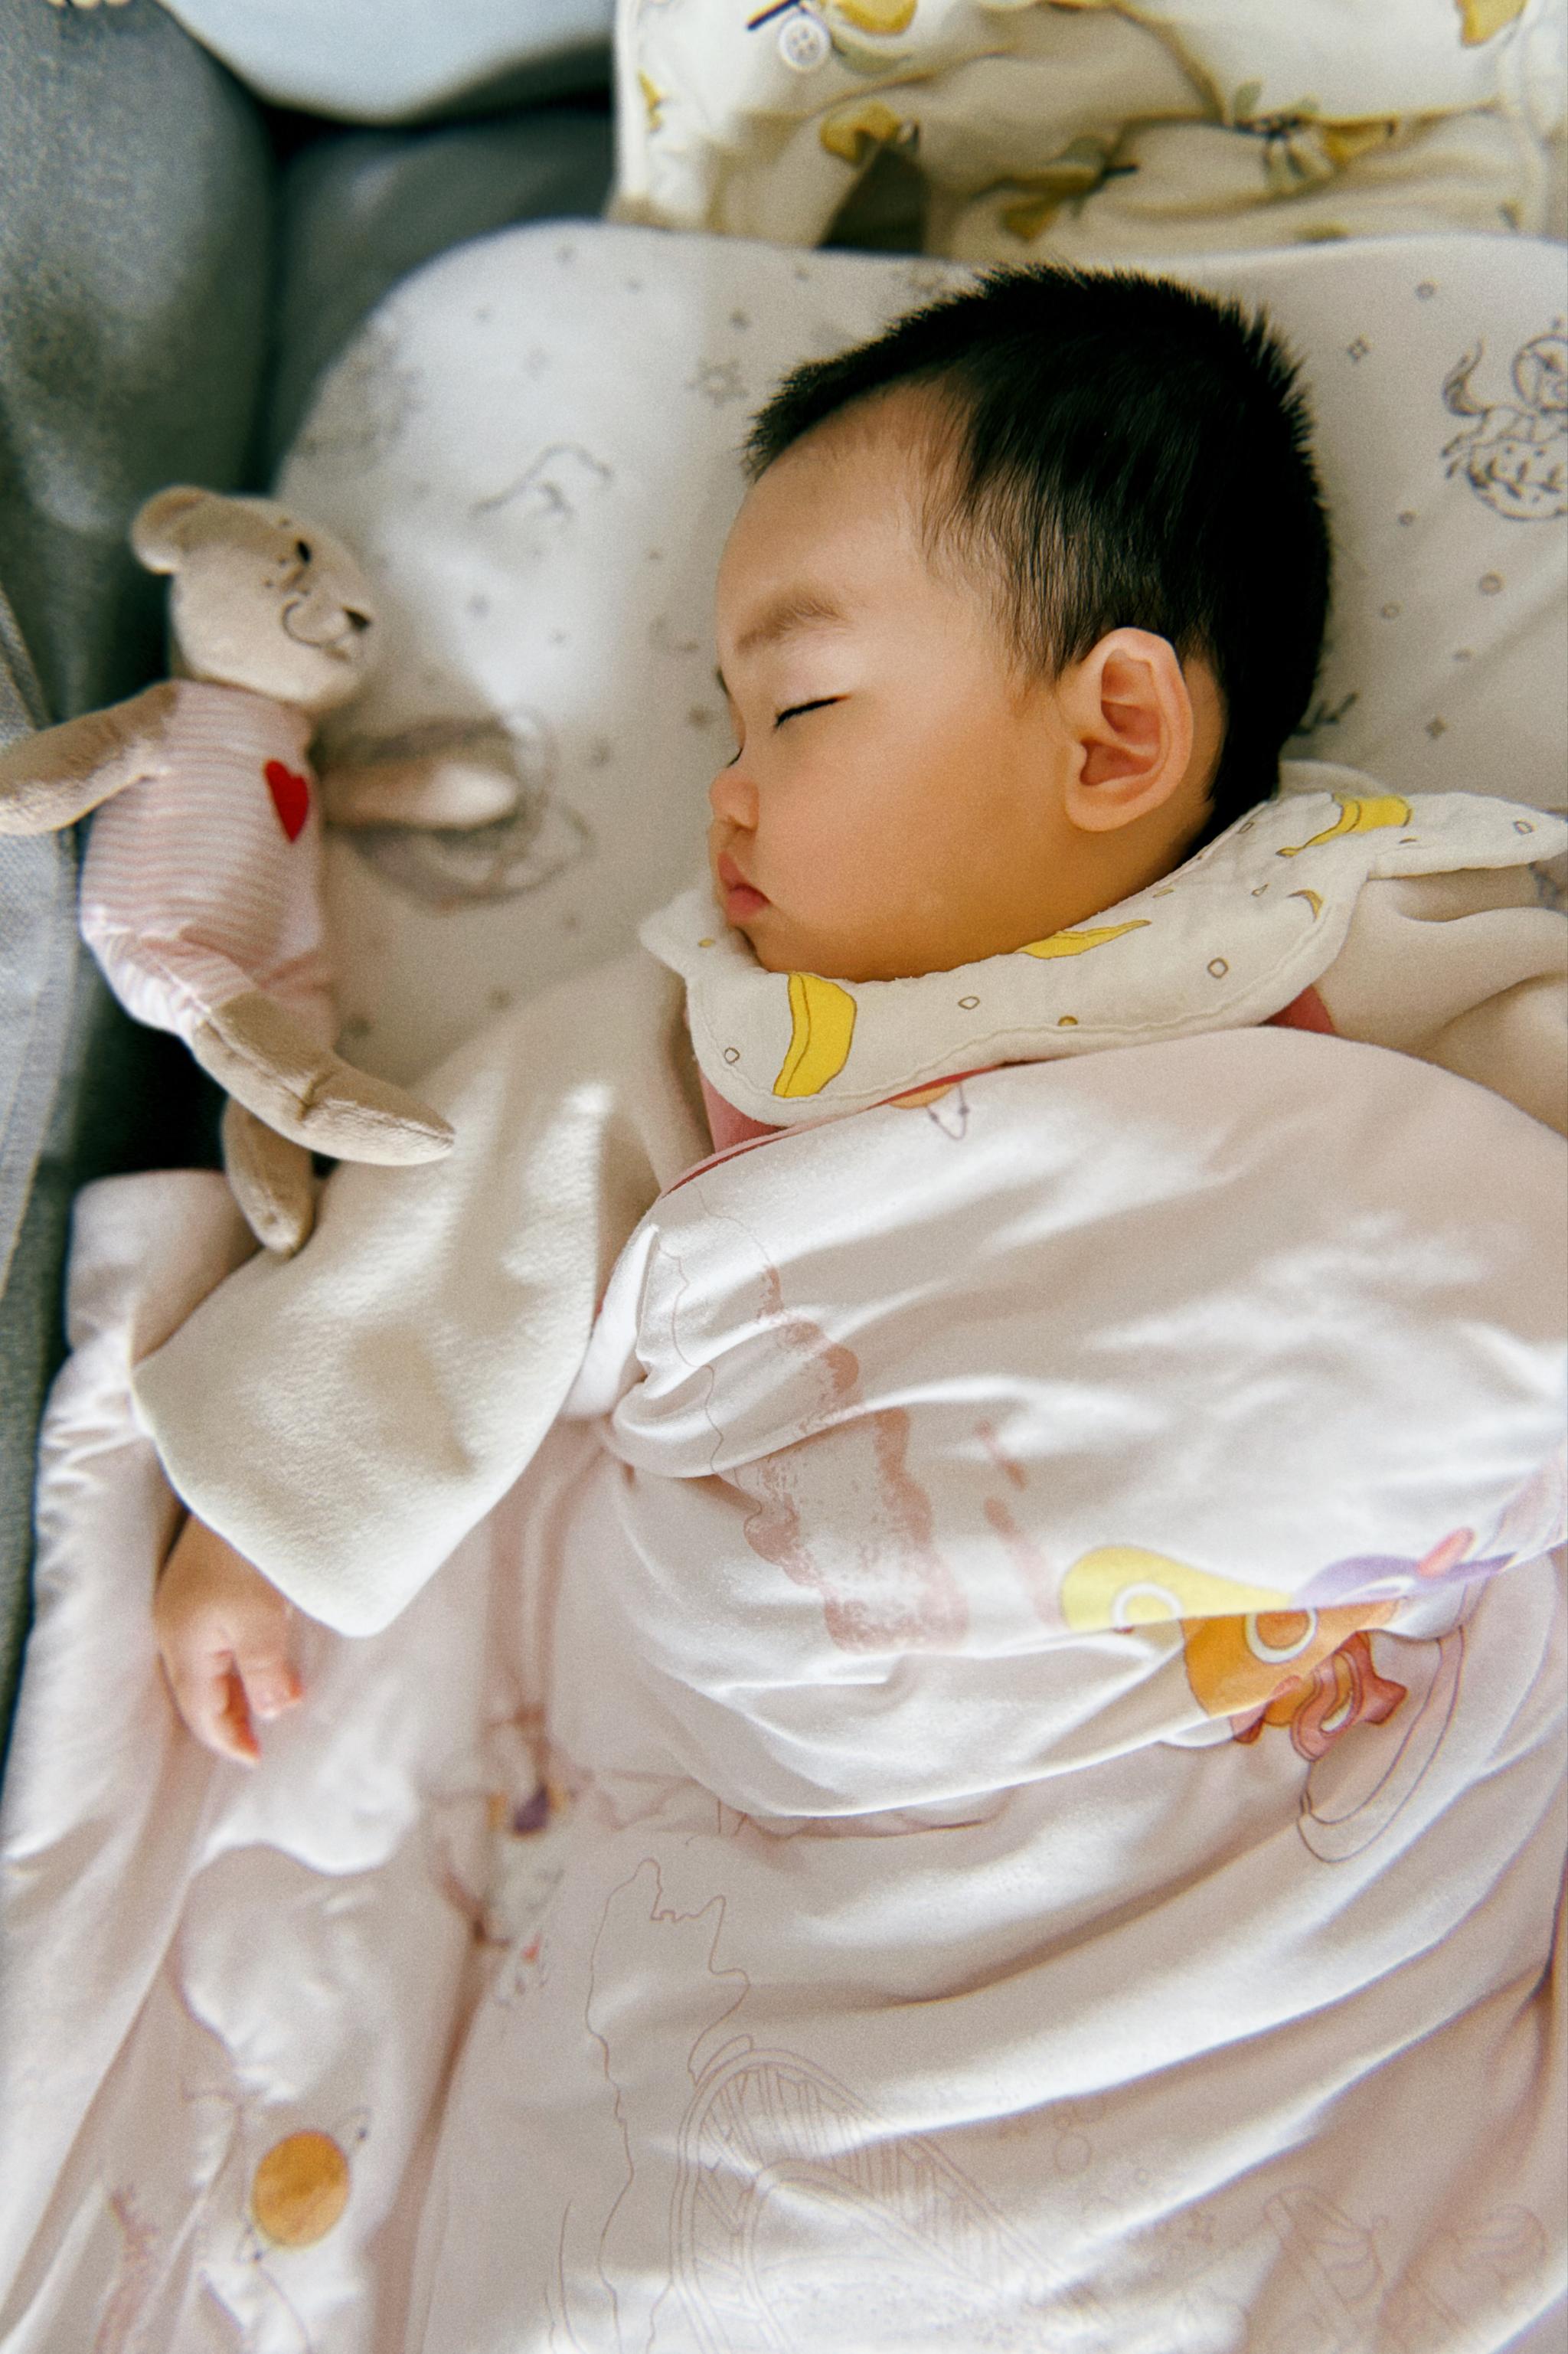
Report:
1018,920,1150,960
774,972,858,1098
1278,792,1411,858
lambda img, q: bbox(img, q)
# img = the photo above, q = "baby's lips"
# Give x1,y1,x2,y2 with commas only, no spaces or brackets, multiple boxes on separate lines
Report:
717,849,770,914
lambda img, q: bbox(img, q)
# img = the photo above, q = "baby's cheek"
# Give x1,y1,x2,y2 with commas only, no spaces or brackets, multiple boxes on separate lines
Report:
765,755,950,967
769,791,864,905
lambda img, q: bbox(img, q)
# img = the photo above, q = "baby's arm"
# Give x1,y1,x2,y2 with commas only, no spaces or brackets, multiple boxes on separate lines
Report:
155,1514,303,1764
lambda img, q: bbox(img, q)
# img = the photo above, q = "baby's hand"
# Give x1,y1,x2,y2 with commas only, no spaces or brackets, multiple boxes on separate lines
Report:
155,1514,303,1764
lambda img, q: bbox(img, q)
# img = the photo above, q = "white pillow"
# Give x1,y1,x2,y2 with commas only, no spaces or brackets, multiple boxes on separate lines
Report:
276,224,1568,1083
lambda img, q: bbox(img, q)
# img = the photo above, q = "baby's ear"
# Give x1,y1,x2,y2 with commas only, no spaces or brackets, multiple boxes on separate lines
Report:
1061,629,1197,833
131,486,215,575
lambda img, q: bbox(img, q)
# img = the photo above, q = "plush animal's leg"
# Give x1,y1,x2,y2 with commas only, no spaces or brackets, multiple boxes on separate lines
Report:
191,989,454,1166
0,681,181,832
322,749,520,830
221,1098,318,1255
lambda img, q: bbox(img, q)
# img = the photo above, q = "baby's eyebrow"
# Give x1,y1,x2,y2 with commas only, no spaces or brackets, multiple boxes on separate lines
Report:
717,587,850,698
737,587,848,657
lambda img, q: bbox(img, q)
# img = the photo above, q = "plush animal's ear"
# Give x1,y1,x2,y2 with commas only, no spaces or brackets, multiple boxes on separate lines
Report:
130,485,214,574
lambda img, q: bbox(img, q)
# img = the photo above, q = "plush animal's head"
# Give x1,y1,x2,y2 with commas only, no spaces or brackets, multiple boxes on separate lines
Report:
131,487,379,715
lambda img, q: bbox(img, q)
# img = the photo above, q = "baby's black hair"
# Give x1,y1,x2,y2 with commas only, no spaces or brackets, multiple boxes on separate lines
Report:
744,266,1332,839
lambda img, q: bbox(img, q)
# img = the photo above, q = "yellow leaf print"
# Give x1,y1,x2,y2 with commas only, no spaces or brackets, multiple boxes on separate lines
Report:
1277,793,1411,857
1001,196,1061,244
1318,118,1400,169
999,139,1109,240
1018,920,1150,959
819,101,910,166
828,0,917,31
1457,0,1526,42
774,972,858,1099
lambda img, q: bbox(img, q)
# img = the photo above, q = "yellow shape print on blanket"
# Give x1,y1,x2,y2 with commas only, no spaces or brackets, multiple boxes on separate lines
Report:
1061,1545,1290,1630
251,2129,351,2247
1278,792,1411,857
774,971,858,1098
1181,1602,1397,1723
1018,920,1149,960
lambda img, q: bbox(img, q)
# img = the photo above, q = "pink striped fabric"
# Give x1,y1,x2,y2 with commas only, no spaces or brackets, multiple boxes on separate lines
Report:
79,679,336,1048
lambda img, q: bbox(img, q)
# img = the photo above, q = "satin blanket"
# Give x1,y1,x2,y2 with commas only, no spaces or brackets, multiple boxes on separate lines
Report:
2,1030,1566,2352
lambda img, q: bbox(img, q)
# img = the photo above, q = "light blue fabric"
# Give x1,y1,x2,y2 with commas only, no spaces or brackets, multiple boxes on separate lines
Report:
154,0,612,123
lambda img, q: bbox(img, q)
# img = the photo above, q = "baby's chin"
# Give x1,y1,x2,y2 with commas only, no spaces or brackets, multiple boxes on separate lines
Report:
723,904,782,971
743,924,893,984
733,909,822,977
730,901,928,983
744,930,797,976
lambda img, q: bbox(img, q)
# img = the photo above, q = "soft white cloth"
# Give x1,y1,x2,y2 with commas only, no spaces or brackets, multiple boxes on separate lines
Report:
137,947,707,1633
132,780,1568,1635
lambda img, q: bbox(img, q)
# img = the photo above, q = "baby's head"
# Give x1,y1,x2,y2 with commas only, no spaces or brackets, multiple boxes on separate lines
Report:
710,266,1331,982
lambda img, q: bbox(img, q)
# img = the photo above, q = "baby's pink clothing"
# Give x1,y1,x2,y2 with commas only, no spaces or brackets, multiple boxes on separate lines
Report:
79,678,336,1047
694,984,1337,1164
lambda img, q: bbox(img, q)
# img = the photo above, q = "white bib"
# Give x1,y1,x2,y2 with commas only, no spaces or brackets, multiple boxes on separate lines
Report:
642,766,1564,1127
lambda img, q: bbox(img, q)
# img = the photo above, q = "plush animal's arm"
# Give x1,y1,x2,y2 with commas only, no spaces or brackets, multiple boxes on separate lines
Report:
0,681,182,833
320,749,519,831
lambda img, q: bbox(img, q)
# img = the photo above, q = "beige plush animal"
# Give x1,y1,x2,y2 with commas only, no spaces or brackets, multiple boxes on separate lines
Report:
0,486,518,1254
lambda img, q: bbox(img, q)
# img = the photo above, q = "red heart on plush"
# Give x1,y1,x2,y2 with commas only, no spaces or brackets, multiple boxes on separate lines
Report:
264,759,311,842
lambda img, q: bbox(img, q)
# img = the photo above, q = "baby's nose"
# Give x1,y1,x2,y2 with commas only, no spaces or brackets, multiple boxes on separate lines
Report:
709,766,759,828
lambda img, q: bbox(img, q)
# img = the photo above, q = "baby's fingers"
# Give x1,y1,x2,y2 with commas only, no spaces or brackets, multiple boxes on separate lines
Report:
233,1626,303,1729
163,1636,263,1766
213,1663,264,1766
155,1515,305,1763
168,1638,299,1766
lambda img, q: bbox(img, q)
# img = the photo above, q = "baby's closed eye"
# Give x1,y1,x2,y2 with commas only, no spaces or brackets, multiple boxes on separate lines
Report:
775,697,843,727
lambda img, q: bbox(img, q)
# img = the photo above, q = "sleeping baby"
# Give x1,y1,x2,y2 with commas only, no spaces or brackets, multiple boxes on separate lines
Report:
139,264,1568,1763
